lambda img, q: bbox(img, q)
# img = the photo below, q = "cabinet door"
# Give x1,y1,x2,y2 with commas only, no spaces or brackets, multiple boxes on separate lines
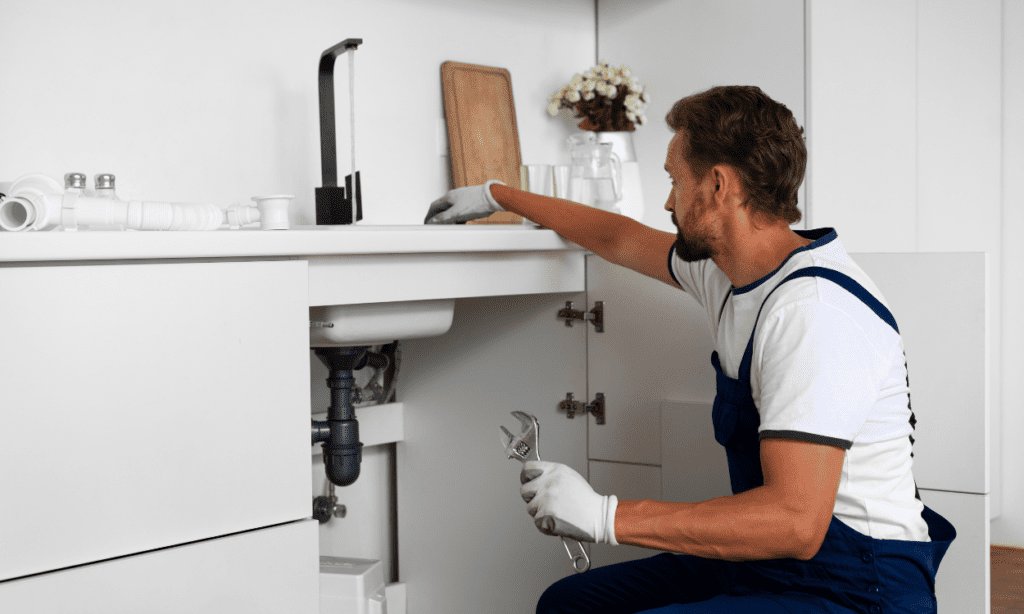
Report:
585,256,714,465
0,261,311,581
397,292,587,614
0,520,318,614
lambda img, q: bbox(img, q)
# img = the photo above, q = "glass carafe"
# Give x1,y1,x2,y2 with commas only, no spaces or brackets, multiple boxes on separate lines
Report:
567,132,623,213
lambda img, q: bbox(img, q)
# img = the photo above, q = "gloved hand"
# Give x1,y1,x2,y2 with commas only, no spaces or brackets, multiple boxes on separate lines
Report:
520,460,618,545
424,180,505,224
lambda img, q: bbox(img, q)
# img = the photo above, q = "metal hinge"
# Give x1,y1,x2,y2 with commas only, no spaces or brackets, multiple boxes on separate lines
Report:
558,392,606,425
557,301,604,332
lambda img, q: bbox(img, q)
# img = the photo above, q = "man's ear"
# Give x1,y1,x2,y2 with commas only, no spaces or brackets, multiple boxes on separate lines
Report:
712,165,744,205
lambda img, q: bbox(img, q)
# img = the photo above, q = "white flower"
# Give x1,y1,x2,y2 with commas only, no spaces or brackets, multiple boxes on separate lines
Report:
567,90,581,103
620,66,633,78
548,102,560,116
583,79,597,92
583,91,595,101
627,111,637,122
604,84,618,98
611,76,622,86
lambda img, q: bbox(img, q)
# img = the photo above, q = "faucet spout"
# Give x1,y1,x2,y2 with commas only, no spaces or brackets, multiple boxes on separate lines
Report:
316,37,363,225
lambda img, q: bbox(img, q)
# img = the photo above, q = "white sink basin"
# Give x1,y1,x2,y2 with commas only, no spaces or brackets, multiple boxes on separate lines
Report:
309,299,456,347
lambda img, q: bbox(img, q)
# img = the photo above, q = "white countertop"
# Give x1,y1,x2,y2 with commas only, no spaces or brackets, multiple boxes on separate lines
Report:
0,224,581,263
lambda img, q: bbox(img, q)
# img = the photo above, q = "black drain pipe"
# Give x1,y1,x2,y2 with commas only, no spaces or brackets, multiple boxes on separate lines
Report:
311,346,389,487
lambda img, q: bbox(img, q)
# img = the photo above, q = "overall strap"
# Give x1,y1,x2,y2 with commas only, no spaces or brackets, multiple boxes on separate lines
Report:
737,267,899,383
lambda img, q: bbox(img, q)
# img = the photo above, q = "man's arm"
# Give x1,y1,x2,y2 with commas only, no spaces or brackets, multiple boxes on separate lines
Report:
490,184,680,288
614,438,845,561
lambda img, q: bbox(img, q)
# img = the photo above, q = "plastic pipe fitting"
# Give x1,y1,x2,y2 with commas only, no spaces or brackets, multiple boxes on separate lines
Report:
0,174,63,231
225,195,293,230
253,195,292,230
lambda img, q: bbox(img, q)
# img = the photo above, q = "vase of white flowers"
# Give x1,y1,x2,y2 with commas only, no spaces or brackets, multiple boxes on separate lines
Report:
549,63,649,220
548,62,649,132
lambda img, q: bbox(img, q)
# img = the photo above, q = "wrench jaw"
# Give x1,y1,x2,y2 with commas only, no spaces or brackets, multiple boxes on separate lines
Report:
500,411,541,463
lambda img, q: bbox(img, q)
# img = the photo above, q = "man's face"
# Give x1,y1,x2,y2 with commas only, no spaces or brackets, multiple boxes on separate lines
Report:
664,132,717,262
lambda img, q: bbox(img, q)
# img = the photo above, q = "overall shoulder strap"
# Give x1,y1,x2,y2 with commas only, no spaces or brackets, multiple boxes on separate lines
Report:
738,267,899,383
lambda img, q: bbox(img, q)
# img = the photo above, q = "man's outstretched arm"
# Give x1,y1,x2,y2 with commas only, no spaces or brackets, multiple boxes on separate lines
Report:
490,185,678,288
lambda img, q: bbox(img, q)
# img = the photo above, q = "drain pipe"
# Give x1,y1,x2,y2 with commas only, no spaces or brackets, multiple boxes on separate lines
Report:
311,346,389,487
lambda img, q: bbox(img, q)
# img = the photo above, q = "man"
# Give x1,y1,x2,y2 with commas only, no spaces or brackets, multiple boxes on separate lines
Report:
425,86,954,613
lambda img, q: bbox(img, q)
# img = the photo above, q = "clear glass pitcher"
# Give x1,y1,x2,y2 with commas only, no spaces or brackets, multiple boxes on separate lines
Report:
567,133,623,213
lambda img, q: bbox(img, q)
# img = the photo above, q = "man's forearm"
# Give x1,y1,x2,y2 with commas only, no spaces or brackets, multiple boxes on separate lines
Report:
489,184,634,262
615,488,823,562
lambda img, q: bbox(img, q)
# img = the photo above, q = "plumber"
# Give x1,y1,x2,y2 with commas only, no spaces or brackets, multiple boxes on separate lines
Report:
425,85,956,614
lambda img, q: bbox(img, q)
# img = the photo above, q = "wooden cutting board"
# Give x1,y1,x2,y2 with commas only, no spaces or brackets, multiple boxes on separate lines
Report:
441,61,523,224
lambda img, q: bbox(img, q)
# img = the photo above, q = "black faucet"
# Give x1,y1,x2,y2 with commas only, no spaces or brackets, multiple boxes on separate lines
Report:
316,38,363,225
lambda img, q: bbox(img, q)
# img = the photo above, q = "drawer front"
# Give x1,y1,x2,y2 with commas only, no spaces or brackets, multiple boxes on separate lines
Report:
0,520,319,614
0,260,311,580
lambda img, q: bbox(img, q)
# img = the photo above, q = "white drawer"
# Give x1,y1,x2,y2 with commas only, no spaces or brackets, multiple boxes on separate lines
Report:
0,520,318,614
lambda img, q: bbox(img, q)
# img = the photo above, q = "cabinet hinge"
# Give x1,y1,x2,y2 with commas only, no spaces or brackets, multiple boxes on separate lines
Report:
557,301,603,332
558,392,606,425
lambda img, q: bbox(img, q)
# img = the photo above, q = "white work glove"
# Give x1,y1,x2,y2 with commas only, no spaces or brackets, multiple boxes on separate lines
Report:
520,460,618,545
424,180,505,224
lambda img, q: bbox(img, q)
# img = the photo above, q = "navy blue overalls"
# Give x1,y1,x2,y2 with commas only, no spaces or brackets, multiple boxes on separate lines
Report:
707,267,956,613
537,266,956,614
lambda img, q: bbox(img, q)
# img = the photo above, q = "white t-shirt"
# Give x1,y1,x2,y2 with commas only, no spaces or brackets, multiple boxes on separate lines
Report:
669,228,929,542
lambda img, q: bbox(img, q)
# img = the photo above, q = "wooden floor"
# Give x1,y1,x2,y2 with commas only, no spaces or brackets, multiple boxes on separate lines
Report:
993,546,1024,614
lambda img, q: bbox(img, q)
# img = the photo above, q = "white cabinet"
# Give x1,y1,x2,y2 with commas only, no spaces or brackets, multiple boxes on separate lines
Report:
0,520,318,614
0,260,316,611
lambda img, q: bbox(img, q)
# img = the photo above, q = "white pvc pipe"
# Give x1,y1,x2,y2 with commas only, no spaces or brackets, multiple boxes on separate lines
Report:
0,174,226,232
0,175,294,232
0,174,63,231
0,196,36,231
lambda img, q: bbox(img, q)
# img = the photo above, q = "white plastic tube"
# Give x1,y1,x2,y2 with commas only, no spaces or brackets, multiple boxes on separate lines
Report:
0,174,225,232
0,174,63,231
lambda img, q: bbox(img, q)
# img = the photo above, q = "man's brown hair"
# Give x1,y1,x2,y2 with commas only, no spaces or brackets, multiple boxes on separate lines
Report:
666,86,805,224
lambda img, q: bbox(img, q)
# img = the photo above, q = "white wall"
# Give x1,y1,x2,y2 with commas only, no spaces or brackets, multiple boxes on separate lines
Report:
596,0,806,232
0,0,595,226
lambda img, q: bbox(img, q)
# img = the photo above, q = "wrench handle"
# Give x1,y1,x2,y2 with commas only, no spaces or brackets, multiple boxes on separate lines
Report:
561,536,591,573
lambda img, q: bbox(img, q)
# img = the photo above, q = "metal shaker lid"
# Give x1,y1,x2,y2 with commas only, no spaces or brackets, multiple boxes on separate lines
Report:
94,174,116,189
64,173,87,189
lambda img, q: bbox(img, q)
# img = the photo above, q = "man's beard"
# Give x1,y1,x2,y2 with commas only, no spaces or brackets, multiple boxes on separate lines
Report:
673,229,714,262
672,195,715,262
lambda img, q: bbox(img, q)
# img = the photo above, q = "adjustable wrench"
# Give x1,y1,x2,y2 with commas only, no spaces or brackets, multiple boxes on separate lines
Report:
500,410,591,573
